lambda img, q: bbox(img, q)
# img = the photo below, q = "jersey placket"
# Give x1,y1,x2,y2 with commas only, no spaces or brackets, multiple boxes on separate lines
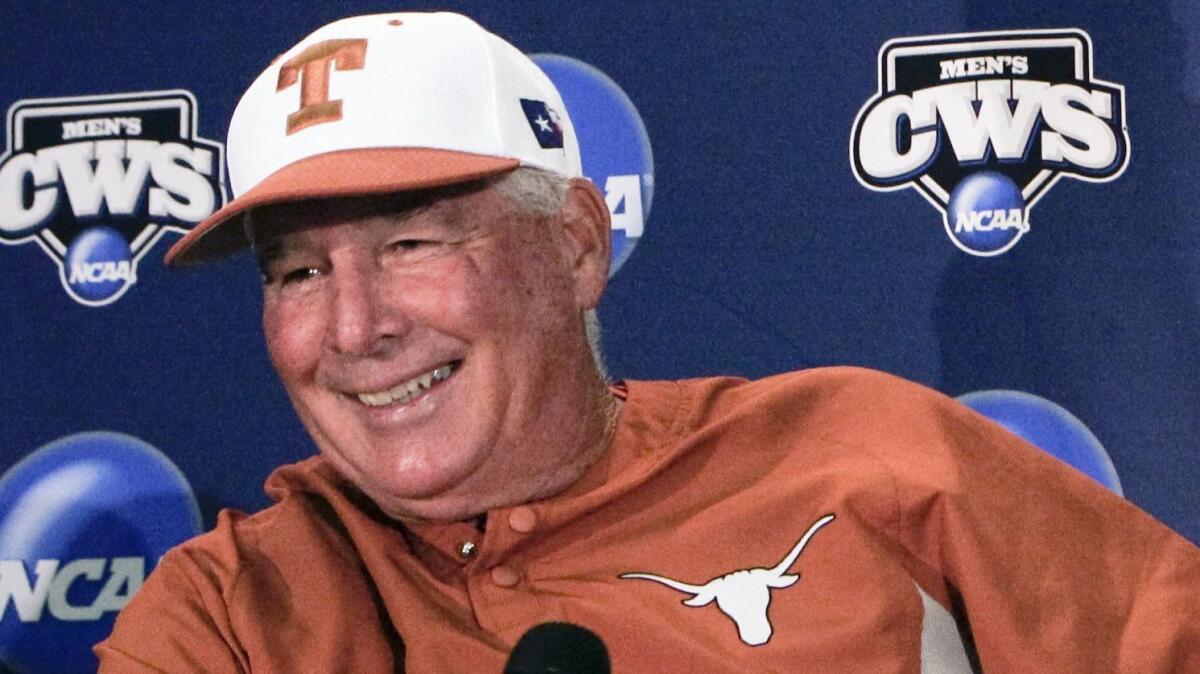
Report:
467,503,552,637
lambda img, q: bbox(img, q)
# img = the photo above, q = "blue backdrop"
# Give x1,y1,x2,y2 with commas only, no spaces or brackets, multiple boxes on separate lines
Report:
1,1,1197,670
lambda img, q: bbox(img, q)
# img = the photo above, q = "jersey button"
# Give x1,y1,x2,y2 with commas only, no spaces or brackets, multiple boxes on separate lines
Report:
508,506,537,533
490,565,520,587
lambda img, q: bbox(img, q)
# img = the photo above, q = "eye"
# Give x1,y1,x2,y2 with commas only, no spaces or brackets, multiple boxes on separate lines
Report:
280,267,322,285
390,239,430,251
257,248,322,287
386,238,451,263
261,265,321,286
382,227,460,264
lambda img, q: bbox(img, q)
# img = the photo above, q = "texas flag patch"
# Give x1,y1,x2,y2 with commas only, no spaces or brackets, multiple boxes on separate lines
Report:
519,98,564,149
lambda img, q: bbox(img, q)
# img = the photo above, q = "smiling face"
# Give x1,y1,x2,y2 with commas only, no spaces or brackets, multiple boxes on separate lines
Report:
255,175,613,521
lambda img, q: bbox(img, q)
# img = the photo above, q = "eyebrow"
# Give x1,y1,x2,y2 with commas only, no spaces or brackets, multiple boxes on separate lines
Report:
253,237,287,273
247,184,489,271
245,206,325,273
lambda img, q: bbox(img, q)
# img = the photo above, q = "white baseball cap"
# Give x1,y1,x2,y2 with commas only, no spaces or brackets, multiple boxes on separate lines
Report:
166,11,580,266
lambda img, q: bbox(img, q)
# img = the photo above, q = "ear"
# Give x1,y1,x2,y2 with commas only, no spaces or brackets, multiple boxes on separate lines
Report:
556,177,612,310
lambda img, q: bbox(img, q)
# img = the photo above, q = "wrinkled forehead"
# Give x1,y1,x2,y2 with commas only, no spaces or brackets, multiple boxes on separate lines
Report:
246,179,496,249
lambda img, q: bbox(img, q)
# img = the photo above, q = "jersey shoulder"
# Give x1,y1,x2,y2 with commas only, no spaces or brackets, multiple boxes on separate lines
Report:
155,455,357,598
679,366,964,438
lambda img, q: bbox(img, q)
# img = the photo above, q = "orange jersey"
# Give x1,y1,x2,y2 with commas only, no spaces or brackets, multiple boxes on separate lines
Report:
97,368,1200,672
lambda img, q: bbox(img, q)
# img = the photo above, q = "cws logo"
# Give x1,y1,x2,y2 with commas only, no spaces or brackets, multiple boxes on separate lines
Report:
0,91,226,305
850,30,1129,256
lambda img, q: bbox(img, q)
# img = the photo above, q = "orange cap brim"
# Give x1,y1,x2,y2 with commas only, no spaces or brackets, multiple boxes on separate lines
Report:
165,147,520,267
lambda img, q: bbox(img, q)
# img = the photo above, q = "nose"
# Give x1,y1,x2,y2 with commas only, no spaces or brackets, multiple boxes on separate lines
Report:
325,253,408,356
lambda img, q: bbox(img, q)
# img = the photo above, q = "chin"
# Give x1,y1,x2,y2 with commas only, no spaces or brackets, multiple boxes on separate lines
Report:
350,439,490,506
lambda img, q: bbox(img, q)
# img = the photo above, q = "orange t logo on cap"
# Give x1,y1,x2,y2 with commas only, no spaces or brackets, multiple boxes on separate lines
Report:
276,39,368,135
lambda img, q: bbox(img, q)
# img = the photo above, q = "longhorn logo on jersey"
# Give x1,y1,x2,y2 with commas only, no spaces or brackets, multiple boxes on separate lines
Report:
620,514,835,646
0,91,226,306
850,30,1129,256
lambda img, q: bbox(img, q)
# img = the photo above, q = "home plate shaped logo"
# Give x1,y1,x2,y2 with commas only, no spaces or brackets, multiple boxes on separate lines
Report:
850,29,1129,256
0,91,225,306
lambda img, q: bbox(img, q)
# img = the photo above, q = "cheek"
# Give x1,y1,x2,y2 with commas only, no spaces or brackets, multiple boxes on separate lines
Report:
383,255,509,334
512,226,578,305
262,294,327,381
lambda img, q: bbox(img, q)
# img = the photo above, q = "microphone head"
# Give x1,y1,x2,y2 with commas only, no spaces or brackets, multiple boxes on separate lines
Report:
503,622,611,674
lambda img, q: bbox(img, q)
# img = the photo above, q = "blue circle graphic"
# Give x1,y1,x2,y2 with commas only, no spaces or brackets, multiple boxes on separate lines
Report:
63,227,134,303
0,432,202,674
957,390,1123,496
533,54,654,276
945,171,1027,255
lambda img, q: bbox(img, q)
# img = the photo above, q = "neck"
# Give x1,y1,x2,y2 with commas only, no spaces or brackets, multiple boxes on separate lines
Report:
388,367,620,523
520,377,621,503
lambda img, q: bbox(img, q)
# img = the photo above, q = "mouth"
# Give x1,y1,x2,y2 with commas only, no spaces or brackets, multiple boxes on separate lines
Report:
354,360,460,408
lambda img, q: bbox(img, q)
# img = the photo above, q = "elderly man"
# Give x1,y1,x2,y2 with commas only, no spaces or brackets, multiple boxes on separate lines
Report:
97,11,1199,673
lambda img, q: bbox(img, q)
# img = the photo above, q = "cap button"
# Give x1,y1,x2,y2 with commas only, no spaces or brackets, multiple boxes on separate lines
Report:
457,541,477,559
490,565,520,588
508,506,537,533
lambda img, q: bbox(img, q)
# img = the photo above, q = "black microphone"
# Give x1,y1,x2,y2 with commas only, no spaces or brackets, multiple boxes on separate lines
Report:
503,622,611,674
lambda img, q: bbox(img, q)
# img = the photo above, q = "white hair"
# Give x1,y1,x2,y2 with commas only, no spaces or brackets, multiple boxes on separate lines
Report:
490,166,571,217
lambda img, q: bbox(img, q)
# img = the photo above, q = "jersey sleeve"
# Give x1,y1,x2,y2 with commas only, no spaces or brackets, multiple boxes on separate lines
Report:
867,378,1200,671
95,516,249,673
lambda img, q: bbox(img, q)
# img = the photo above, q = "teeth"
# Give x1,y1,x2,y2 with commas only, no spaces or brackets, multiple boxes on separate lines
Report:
356,362,456,407
361,392,389,407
